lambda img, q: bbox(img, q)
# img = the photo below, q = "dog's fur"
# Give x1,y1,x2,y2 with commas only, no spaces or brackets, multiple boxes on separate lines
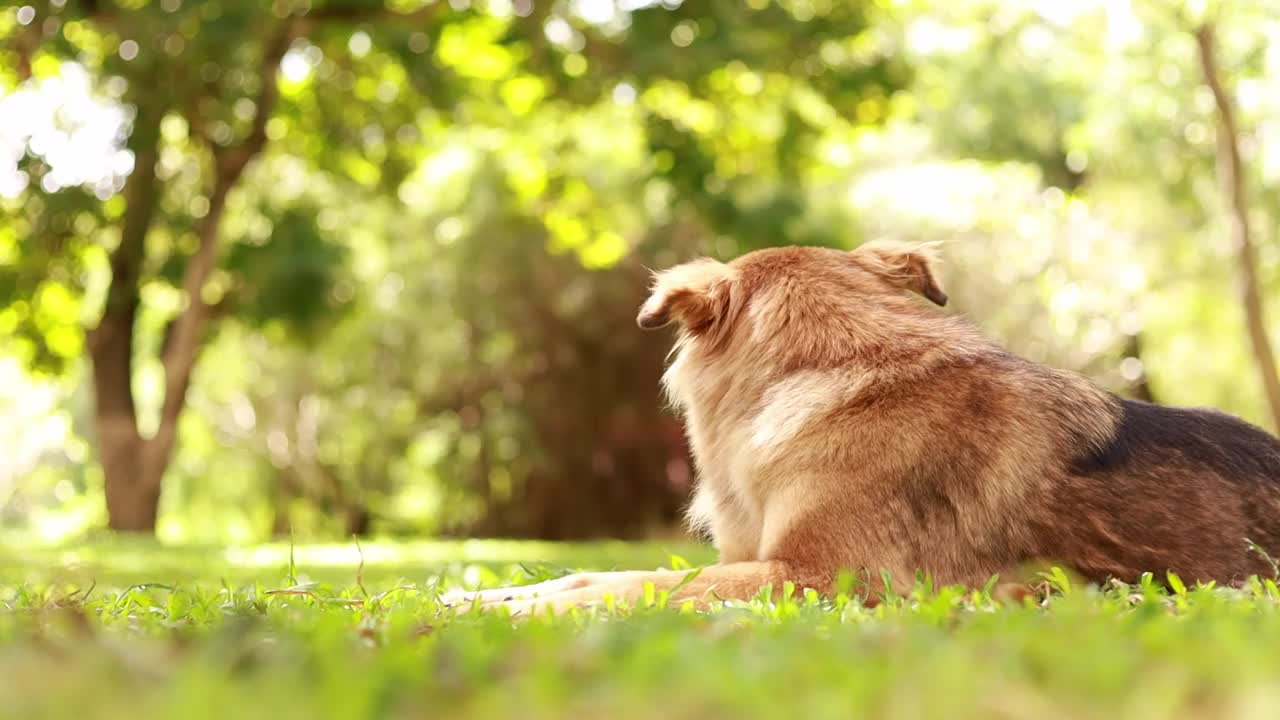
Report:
444,242,1280,614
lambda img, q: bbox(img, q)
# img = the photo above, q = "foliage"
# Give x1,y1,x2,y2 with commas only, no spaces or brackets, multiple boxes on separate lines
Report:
894,0,1280,419
1,0,907,536
1,0,904,371
5,540,1280,719
6,0,1280,539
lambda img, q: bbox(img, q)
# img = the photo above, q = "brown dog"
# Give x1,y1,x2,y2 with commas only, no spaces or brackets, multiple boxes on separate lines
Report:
444,241,1280,614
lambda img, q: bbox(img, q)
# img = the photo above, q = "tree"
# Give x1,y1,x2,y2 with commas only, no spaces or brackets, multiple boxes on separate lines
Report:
3,0,904,533
7,2,357,529
1194,22,1280,430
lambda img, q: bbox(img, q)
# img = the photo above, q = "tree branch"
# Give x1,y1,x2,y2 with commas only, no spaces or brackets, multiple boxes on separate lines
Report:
148,0,447,450
139,0,441,483
10,18,41,82
295,3,447,33
144,23,293,480
1194,23,1280,430
217,24,293,179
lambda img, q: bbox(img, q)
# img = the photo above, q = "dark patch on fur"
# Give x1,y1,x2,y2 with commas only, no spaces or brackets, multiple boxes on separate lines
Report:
1071,398,1280,482
901,469,960,526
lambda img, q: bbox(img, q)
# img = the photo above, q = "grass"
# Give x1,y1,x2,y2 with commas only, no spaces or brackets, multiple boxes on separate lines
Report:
3,539,1280,719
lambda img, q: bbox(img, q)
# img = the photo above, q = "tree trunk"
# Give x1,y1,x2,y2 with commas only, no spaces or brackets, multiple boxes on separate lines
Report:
97,170,231,533
89,96,162,532
103,463,161,531
1195,24,1280,431
86,26,289,532
344,506,371,537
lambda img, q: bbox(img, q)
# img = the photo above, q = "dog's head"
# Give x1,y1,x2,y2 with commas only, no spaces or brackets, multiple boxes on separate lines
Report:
636,241,947,350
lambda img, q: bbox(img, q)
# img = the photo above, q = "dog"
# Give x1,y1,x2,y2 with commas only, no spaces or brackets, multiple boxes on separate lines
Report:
443,241,1280,615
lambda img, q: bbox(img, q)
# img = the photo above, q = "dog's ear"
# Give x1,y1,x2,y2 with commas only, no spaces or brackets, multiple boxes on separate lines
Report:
637,259,739,338
851,240,948,306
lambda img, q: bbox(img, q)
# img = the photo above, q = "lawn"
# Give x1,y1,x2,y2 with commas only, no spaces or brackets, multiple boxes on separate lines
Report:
3,539,1280,720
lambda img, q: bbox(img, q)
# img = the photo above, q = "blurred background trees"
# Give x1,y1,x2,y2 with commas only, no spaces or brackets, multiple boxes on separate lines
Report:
3,0,1280,542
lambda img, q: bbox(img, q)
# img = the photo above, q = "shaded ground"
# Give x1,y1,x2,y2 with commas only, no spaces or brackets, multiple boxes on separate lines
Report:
0,536,715,587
